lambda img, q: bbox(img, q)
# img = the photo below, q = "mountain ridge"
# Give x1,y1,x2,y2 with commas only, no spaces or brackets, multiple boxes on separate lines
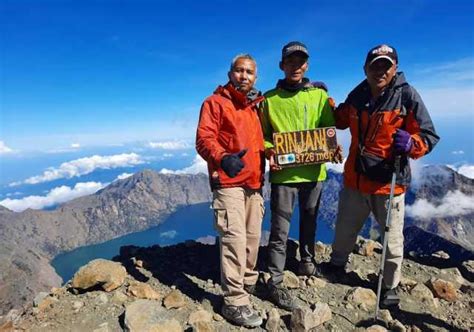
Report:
0,165,472,317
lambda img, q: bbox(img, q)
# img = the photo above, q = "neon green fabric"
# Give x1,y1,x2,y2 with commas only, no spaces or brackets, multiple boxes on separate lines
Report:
260,86,335,183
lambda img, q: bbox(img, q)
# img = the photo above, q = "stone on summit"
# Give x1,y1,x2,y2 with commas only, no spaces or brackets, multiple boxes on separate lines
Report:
71,259,127,292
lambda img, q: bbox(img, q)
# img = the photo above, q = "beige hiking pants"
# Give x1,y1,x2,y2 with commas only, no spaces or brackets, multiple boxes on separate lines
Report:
212,187,264,306
331,187,405,289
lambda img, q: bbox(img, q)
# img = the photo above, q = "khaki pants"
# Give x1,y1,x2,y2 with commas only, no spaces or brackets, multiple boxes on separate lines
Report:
213,187,264,306
331,187,405,289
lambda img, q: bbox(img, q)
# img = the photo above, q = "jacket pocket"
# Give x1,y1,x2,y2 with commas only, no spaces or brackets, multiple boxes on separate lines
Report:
213,208,228,234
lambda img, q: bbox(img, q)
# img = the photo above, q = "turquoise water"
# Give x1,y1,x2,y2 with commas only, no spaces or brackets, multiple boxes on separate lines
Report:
51,202,336,283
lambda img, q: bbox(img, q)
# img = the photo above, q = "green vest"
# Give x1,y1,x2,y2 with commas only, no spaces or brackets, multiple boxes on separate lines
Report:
260,86,335,184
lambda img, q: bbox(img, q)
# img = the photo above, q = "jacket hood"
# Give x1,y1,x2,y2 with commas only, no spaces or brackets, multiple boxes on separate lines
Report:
214,82,264,107
276,77,313,92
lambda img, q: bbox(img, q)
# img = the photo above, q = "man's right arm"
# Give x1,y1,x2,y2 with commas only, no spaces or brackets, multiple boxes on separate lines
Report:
195,99,227,165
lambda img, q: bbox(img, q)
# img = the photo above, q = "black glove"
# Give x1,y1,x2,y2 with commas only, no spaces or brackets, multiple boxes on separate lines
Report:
220,149,247,178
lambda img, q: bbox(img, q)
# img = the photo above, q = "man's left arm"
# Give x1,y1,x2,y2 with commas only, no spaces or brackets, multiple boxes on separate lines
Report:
319,91,336,128
403,87,440,159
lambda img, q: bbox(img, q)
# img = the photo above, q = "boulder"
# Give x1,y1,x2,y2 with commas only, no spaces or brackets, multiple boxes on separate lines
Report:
437,268,466,290
307,276,327,288
283,270,300,289
345,287,376,308
163,289,186,309
124,299,181,332
426,278,458,302
409,284,437,308
265,308,280,332
389,319,407,332
191,321,214,332
127,282,161,300
188,309,212,325
290,303,332,331
431,251,450,260
366,325,388,332
356,239,380,257
71,259,127,292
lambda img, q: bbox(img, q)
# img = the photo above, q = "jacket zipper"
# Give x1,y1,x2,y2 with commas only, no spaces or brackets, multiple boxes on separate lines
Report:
304,104,308,129
369,113,383,142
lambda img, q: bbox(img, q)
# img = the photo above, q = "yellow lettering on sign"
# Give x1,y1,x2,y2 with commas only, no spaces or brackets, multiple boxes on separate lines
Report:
287,132,297,152
313,130,327,150
275,134,285,154
304,131,315,151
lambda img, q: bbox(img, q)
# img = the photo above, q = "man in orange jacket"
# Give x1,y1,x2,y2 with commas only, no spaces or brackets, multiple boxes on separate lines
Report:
196,54,265,327
325,44,439,308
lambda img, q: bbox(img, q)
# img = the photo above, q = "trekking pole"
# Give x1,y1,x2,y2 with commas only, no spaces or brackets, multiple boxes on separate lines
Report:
374,155,401,321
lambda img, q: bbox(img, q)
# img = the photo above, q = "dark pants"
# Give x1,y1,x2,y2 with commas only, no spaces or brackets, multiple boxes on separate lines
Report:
267,182,323,286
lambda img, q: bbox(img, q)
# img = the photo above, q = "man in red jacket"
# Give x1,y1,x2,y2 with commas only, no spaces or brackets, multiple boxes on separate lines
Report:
196,54,265,327
325,44,439,308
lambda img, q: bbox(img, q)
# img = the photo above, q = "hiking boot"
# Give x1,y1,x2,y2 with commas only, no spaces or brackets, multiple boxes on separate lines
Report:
267,284,298,311
380,287,400,308
221,304,263,327
298,260,323,277
243,283,256,295
318,262,346,281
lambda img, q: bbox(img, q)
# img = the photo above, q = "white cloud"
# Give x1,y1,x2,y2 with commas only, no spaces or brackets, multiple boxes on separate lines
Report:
11,153,145,186
406,190,474,220
148,140,191,150
195,235,216,245
160,230,177,239
457,165,474,179
163,153,174,158
116,172,133,180
71,143,81,149
451,150,465,155
447,164,474,179
415,58,474,82
418,87,474,118
0,182,106,212
160,154,207,175
0,141,14,154
412,58,474,118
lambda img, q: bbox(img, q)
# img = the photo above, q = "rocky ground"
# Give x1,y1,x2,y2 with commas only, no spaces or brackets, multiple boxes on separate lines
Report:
2,238,473,331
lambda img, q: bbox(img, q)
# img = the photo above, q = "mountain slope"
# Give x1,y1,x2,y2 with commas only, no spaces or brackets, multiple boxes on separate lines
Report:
0,170,211,314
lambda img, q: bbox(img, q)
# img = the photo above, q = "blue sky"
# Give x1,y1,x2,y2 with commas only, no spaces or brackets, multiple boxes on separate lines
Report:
1,0,473,150
0,0,473,208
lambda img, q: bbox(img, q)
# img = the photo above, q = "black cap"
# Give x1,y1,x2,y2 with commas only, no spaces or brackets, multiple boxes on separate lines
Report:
282,41,309,59
365,44,398,66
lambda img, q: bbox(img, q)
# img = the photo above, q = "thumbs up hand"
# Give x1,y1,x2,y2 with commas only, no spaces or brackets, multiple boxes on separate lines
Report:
220,149,247,178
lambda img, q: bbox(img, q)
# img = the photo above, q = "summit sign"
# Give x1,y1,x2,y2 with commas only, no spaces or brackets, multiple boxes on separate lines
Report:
273,127,338,167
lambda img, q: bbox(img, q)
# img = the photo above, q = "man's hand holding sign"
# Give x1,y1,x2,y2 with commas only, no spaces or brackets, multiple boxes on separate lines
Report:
270,127,343,169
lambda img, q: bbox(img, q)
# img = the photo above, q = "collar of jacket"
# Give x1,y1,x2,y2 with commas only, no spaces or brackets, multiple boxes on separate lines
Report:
214,83,264,108
276,77,313,92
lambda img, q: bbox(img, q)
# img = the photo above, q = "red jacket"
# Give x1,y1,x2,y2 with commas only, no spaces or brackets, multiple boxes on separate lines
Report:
196,83,265,190
335,73,439,195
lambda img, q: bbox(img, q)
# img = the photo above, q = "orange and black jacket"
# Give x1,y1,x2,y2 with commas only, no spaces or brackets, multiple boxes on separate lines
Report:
196,83,265,190
334,72,439,195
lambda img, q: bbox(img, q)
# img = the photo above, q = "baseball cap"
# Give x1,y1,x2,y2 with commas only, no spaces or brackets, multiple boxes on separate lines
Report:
282,41,309,59
365,44,398,66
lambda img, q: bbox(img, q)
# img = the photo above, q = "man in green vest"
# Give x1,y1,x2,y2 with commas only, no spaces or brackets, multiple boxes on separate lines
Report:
260,41,341,310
